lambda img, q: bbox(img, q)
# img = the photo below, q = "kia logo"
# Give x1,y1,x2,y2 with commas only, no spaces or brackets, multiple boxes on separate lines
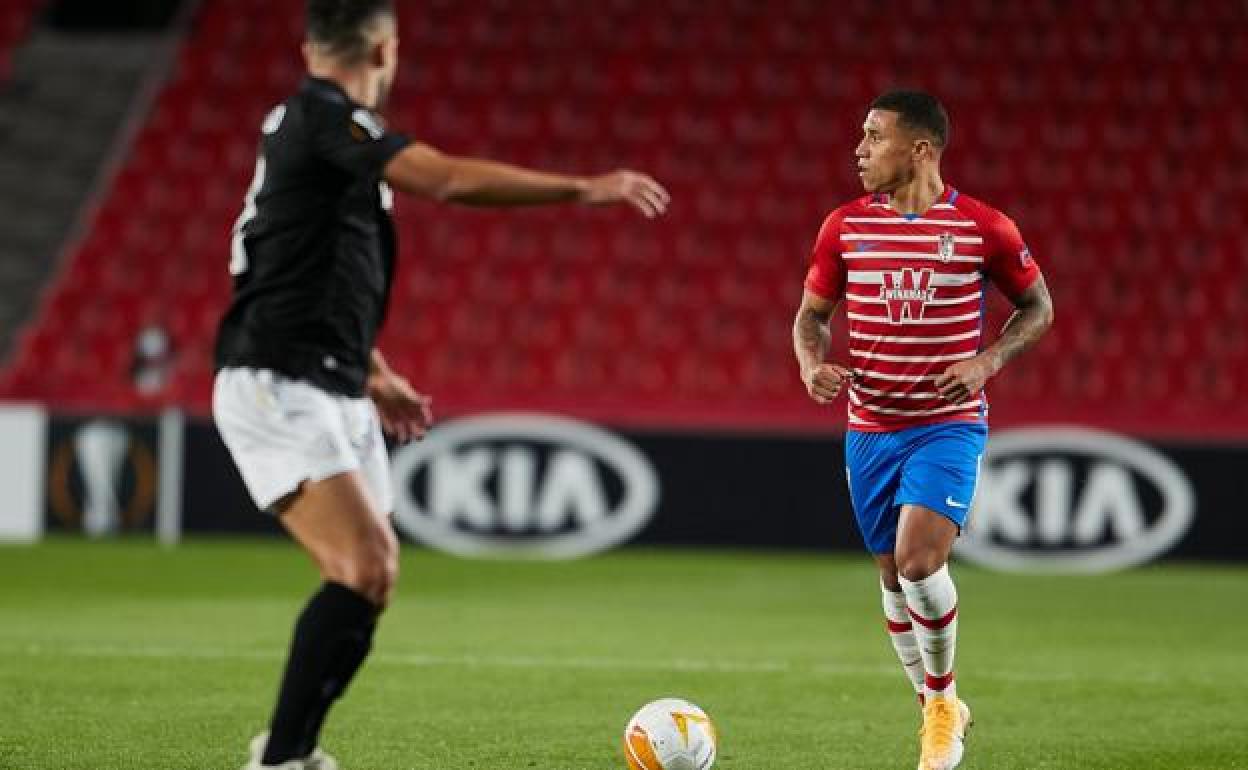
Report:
390,413,659,558
955,428,1195,573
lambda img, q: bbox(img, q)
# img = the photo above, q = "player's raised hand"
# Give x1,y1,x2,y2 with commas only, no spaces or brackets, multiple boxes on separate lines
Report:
935,355,997,404
802,363,854,405
582,170,671,218
368,371,434,444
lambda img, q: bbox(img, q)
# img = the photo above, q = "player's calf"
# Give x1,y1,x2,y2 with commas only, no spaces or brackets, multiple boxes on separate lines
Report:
880,580,926,704
899,564,959,703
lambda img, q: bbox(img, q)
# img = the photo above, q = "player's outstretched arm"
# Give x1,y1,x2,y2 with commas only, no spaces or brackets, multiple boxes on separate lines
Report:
793,289,853,405
367,349,433,444
383,143,670,217
935,274,1055,404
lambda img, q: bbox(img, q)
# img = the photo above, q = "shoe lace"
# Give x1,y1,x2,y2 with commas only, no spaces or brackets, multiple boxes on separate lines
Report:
921,698,958,758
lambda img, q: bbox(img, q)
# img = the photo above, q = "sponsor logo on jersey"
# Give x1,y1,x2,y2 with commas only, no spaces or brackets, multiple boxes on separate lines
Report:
938,232,956,262
954,428,1195,573
390,413,659,558
879,267,936,323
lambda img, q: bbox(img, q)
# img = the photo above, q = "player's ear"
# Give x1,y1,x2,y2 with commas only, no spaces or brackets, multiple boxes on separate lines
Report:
368,37,389,70
912,138,934,162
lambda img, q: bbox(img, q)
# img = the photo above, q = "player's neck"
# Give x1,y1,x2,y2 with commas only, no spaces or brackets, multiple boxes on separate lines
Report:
307,65,380,110
887,172,945,216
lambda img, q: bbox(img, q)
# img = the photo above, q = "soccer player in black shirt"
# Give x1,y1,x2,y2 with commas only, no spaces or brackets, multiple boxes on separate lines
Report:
214,2,670,768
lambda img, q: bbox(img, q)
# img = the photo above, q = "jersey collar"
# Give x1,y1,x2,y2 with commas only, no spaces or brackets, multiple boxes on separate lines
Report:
301,76,353,107
871,183,958,219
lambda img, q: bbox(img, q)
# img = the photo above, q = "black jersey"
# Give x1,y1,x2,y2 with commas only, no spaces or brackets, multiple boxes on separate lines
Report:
214,76,411,396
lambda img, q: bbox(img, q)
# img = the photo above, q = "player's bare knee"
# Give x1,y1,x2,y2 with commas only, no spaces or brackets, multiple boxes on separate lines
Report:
364,552,396,603
896,553,943,582
376,548,399,602
377,527,399,592
319,547,388,605
345,564,386,605
373,560,398,609
351,523,400,599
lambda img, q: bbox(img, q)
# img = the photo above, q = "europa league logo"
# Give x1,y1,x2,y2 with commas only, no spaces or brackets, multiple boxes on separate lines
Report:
49,419,157,535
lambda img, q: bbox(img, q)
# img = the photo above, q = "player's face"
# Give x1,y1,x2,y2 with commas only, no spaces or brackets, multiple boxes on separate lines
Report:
855,109,916,193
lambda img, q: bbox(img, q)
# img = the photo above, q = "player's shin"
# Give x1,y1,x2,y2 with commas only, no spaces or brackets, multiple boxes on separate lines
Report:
881,581,926,706
898,565,958,702
262,582,379,765
301,612,377,754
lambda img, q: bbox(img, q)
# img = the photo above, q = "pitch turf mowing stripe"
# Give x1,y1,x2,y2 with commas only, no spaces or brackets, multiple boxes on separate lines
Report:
2,643,1225,686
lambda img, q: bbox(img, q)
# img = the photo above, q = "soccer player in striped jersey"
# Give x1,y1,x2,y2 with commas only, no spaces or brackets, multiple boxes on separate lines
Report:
792,91,1054,770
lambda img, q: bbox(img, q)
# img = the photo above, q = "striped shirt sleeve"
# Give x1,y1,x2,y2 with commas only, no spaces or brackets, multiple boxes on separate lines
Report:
981,210,1041,301
803,210,847,300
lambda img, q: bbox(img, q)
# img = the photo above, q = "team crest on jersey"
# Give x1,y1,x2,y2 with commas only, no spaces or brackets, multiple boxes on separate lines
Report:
937,232,956,263
880,267,936,324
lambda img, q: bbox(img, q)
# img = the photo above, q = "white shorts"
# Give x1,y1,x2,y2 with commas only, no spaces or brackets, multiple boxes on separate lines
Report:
212,367,393,514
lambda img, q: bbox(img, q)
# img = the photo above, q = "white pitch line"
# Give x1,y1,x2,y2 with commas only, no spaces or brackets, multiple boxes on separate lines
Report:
2,643,1202,686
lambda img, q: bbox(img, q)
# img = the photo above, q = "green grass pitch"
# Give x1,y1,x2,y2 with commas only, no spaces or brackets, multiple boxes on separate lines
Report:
0,539,1245,769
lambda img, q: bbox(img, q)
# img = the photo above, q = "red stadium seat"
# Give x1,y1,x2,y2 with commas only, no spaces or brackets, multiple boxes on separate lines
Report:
1,0,1243,433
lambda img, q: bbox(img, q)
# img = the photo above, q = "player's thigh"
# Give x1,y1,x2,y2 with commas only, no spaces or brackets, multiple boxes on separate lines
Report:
895,423,986,533
895,504,958,579
894,423,987,575
213,367,366,513
279,470,396,592
214,368,397,595
844,430,906,556
278,469,393,564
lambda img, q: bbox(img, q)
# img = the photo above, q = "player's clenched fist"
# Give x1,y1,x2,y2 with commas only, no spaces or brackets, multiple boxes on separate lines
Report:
802,363,854,405
935,355,996,404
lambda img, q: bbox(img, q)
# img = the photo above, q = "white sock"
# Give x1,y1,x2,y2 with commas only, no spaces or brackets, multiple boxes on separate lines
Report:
881,582,926,704
899,564,958,703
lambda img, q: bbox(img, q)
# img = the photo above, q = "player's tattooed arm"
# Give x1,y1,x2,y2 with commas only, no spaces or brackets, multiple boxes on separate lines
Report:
367,349,434,443
936,275,1054,404
793,290,853,405
383,143,670,217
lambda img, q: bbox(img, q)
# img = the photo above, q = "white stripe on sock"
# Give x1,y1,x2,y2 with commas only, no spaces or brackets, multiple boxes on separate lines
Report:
881,582,925,697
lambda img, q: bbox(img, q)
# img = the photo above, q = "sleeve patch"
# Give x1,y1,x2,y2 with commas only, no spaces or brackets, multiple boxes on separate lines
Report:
351,108,385,140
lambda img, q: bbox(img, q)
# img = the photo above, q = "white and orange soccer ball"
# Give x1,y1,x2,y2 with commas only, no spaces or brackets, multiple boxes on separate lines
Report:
623,698,717,770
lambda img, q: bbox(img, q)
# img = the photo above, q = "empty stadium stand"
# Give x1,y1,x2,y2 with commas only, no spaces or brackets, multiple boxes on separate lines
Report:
1,0,1245,435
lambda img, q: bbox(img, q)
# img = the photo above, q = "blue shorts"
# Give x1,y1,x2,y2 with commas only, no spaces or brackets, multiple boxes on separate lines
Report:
844,422,987,554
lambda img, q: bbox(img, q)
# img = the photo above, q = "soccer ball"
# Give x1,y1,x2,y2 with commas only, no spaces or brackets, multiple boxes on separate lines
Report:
623,697,717,770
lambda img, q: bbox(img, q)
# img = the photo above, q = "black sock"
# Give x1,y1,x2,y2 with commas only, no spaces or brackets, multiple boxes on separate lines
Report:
262,582,378,765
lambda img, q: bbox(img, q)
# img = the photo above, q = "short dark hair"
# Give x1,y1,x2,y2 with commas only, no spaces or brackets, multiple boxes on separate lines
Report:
306,0,394,62
870,90,950,149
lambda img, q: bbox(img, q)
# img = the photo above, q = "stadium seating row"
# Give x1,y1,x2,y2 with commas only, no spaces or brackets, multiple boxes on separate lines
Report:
1,0,1244,433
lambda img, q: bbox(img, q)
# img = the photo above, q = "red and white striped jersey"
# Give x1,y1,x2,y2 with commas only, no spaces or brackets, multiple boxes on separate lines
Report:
804,185,1041,432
